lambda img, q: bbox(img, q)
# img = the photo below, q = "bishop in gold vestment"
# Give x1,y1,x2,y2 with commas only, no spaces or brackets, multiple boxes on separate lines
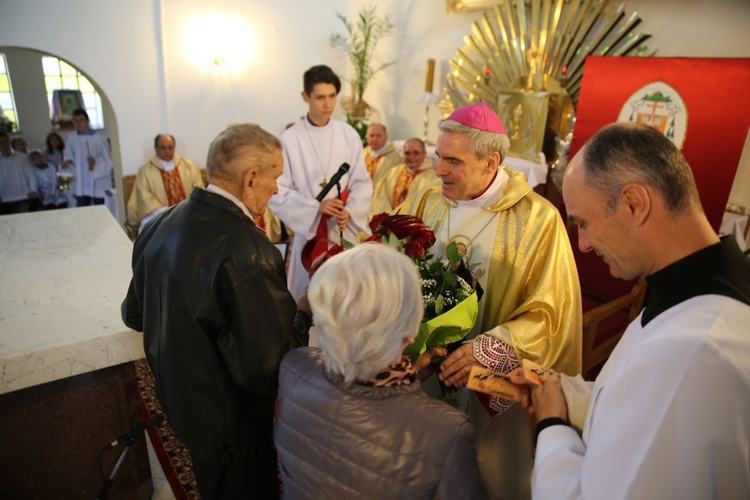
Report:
399,103,581,499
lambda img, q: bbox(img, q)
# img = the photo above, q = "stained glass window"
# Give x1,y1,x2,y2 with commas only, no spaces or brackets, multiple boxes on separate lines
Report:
42,56,104,129
0,54,19,132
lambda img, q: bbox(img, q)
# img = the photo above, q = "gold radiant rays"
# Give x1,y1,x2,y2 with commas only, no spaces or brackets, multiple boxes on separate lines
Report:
440,0,650,117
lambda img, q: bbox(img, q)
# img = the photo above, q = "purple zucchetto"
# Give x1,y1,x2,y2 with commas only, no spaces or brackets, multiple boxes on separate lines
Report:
446,102,506,134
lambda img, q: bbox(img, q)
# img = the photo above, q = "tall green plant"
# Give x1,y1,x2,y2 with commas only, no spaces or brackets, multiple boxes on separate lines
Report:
329,5,394,103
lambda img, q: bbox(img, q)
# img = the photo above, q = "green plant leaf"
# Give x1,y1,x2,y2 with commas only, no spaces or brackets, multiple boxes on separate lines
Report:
341,237,355,249
386,232,401,249
446,241,462,265
328,5,394,102
435,294,444,315
442,270,456,287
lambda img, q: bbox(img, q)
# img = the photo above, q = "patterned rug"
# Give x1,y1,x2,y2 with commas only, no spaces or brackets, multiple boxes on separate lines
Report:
134,359,199,499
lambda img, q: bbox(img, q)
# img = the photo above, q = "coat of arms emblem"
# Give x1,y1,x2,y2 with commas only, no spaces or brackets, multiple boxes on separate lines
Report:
617,81,688,148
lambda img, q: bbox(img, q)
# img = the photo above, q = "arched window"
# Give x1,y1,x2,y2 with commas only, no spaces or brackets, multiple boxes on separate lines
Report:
0,53,20,132
42,56,104,129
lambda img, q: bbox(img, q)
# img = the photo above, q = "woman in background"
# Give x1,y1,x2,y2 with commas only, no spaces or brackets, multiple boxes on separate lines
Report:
275,243,486,499
43,132,65,166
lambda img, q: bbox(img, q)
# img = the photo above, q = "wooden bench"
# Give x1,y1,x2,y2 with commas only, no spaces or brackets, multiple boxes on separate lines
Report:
122,169,208,239
123,169,209,207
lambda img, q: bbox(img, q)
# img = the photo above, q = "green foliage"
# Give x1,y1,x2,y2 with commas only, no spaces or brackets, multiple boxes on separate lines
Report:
445,240,462,266
341,237,355,249
329,5,394,103
417,241,474,321
0,113,17,133
346,115,368,146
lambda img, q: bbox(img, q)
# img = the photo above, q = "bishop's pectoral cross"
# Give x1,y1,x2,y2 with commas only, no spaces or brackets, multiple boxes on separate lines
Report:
319,178,327,189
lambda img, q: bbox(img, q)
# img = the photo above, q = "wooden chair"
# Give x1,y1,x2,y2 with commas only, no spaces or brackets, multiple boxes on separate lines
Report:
122,174,138,239
121,170,209,240
581,276,647,376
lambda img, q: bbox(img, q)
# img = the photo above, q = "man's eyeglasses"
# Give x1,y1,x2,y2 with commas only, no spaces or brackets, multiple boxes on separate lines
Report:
404,151,425,156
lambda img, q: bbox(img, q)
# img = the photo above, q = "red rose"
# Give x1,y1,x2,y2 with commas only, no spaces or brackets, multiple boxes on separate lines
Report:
369,213,389,234
412,227,437,248
403,238,427,259
381,214,430,239
364,233,383,243
325,244,346,259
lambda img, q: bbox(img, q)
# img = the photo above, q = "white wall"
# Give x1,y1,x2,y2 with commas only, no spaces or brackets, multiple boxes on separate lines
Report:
1,0,749,212
0,0,163,176
158,0,347,168
360,0,750,208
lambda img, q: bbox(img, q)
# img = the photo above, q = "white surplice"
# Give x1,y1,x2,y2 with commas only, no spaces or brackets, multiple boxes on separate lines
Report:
63,131,113,198
268,116,372,301
534,295,750,499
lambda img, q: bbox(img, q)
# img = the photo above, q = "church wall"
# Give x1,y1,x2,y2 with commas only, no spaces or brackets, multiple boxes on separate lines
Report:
360,0,750,211
0,0,748,212
0,0,163,180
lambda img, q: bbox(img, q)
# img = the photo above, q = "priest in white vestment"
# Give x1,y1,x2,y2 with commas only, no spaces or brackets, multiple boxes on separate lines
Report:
512,122,750,500
62,108,113,206
267,65,371,301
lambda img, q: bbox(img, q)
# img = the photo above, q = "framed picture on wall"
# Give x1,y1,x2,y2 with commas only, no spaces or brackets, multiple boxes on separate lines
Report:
52,89,84,129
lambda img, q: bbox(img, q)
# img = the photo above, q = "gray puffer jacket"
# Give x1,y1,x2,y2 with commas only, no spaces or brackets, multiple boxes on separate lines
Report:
274,347,487,499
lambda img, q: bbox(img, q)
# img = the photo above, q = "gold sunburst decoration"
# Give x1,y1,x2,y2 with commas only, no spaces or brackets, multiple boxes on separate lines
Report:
441,0,651,161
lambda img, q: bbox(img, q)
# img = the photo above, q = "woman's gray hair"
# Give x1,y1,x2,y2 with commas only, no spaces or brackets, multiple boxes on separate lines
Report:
308,243,424,383
206,123,281,185
439,119,510,161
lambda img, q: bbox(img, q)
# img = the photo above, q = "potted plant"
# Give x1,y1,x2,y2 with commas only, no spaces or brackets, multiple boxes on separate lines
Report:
329,5,394,119
0,113,16,134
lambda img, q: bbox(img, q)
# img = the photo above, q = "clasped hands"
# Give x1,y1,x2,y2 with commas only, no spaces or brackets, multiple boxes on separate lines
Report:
417,341,569,421
318,198,349,231
61,158,95,171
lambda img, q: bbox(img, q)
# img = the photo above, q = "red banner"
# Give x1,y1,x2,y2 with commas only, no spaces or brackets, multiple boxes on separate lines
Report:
571,56,750,231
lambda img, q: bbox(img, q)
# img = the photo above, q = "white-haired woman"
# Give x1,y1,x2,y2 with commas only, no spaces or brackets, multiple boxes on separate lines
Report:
274,243,486,499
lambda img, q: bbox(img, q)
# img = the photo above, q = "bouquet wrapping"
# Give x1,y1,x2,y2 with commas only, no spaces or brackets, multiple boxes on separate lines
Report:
403,291,478,363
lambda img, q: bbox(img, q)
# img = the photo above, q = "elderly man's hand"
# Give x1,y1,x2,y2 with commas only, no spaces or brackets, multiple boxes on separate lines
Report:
437,342,480,387
414,346,448,381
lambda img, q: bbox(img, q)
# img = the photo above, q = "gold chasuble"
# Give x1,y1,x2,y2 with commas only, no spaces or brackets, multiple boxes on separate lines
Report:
398,167,581,375
363,144,402,190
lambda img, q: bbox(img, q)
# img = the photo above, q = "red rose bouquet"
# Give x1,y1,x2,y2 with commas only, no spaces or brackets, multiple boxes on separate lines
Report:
326,213,478,363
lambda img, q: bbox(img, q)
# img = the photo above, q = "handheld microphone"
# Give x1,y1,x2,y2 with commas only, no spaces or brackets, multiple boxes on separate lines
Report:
316,163,350,202
104,413,165,449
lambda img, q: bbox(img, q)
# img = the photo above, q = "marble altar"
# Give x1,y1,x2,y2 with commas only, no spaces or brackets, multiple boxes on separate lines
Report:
0,206,151,498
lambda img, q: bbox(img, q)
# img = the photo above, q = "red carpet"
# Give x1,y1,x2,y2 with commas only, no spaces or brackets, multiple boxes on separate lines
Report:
134,359,199,499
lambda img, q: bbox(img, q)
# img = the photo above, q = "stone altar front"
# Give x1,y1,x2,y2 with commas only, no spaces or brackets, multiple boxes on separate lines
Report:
0,206,150,499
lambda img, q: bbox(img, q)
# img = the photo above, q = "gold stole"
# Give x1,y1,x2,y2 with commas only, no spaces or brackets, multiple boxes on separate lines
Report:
159,168,186,206
365,153,381,179
392,169,417,207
